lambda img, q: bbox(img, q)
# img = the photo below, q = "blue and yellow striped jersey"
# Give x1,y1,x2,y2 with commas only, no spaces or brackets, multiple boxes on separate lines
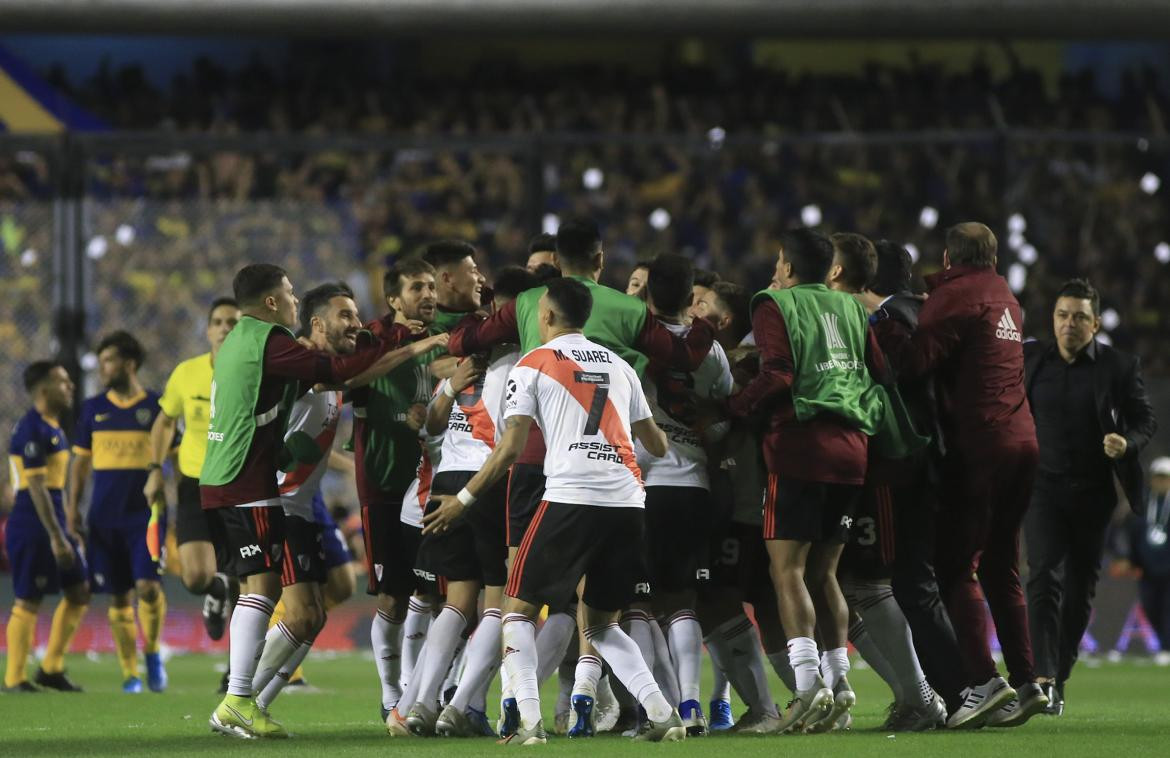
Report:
73,390,173,522
7,408,70,518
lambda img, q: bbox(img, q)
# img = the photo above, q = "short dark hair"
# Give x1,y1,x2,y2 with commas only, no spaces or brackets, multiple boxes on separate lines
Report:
532,263,562,283
527,233,557,255
545,277,592,329
421,240,475,270
233,263,287,306
555,217,602,269
299,282,355,336
945,222,997,268
492,265,540,302
870,240,914,296
692,268,720,289
1056,278,1101,317
24,360,62,392
208,296,239,322
711,281,751,342
97,330,145,368
779,228,835,285
647,254,695,316
384,258,436,299
830,233,877,292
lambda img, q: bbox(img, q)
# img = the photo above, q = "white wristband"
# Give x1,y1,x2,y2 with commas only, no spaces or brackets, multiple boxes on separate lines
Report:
442,382,457,399
456,488,477,507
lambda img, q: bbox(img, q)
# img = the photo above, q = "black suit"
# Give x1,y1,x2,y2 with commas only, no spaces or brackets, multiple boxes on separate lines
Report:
1023,338,1157,685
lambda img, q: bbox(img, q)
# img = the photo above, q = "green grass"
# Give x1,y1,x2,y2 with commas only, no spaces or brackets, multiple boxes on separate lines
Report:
1,653,1167,757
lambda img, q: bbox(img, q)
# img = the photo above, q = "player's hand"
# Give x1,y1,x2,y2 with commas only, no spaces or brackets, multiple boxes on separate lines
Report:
403,319,427,335
1104,433,1128,459
143,468,166,506
421,495,467,535
450,356,485,393
413,333,449,355
50,534,75,570
297,336,316,350
404,404,427,431
853,290,886,314
64,510,85,544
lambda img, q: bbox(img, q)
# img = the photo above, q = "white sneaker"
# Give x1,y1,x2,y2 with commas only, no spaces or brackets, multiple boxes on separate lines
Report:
986,682,1049,728
946,677,1015,730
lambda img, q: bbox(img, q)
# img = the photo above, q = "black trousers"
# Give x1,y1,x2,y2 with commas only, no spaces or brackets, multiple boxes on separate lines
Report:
1024,481,1115,684
889,466,966,712
1139,573,1170,652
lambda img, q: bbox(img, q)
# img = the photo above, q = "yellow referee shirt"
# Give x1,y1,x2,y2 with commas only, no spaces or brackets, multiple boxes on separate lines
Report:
159,352,214,479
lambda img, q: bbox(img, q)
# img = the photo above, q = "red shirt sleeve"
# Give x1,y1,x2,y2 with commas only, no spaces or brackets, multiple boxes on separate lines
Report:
447,300,520,356
727,301,794,418
634,309,716,371
864,325,890,385
264,332,399,385
879,294,965,379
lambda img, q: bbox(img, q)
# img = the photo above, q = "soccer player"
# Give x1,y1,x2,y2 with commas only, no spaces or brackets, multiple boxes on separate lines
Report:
625,262,649,297
424,240,487,333
724,229,891,733
692,282,751,353
526,233,557,273
428,277,685,744
144,298,240,649
203,263,415,739
4,362,89,693
69,331,172,693
689,269,720,320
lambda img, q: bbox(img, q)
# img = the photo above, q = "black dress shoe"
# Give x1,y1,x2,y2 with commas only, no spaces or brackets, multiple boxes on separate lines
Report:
34,667,83,692
1040,682,1064,716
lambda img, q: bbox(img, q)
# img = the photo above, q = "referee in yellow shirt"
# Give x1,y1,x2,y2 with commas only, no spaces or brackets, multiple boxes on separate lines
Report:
143,297,240,646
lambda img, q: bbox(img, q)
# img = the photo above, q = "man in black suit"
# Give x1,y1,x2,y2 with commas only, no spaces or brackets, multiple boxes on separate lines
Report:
1023,278,1157,715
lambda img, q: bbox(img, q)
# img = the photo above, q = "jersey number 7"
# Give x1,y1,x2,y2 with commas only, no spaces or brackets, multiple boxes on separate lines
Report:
574,371,610,436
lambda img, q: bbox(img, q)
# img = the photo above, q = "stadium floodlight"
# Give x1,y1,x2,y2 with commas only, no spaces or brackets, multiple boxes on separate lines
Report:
1155,242,1170,263
86,235,109,260
919,206,939,229
80,352,98,371
1097,332,1114,345
1018,244,1038,265
707,126,726,149
582,167,604,190
115,224,136,246
1141,172,1161,195
1138,138,1150,153
800,204,822,227
649,208,671,230
1102,308,1120,331
542,214,559,235
904,243,920,263
20,248,37,267
1008,213,1027,234
1008,231,1025,250
1008,262,1027,293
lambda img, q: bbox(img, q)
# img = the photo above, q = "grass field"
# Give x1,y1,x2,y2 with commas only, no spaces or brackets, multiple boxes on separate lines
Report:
1,653,1167,757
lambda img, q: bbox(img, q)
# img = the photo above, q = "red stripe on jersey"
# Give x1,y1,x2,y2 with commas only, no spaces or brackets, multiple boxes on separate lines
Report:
508,499,549,598
416,446,434,511
517,348,643,488
458,391,497,448
763,474,777,540
360,505,376,593
281,539,295,586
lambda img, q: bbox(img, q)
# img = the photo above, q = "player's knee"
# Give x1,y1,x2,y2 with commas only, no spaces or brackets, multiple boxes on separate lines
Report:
137,581,161,603
182,566,215,595
15,597,43,613
328,567,356,606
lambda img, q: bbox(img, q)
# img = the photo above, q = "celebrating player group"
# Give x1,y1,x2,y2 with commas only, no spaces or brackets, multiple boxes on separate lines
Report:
7,217,1063,743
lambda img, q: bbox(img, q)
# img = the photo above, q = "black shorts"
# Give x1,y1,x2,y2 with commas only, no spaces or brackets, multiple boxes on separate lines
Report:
177,475,212,545
361,491,419,597
207,505,287,579
707,521,774,607
644,486,710,594
507,501,645,613
762,475,860,544
279,514,326,587
839,480,896,580
506,463,546,548
416,471,508,587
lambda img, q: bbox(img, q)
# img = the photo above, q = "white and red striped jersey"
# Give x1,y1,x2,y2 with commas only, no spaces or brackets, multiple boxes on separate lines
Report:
400,431,444,529
433,346,518,475
277,388,342,520
504,333,652,508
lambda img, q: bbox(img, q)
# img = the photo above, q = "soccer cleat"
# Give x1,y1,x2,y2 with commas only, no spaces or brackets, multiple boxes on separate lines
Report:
804,677,855,734
406,703,439,736
498,697,521,738
210,694,261,739
381,705,390,723
633,709,687,742
123,676,144,694
554,710,570,735
34,668,83,692
500,720,548,746
708,698,735,731
1,681,40,693
679,699,707,736
946,676,1015,730
436,704,475,737
986,682,1049,728
887,693,947,732
594,676,620,732
467,707,496,737
251,702,291,738
567,694,595,738
1041,682,1064,716
385,706,412,737
735,708,784,735
202,575,231,641
145,652,168,693
776,677,833,734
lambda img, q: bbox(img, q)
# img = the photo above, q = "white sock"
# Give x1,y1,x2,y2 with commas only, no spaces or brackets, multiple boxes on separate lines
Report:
535,611,577,684
555,660,574,714
572,654,603,699
253,621,304,695
227,594,275,696
585,622,673,723
766,651,798,694
649,619,681,706
787,636,820,693
821,647,851,690
846,581,930,707
500,661,513,702
620,610,655,671
450,609,501,712
257,637,314,709
442,637,468,704
410,606,468,711
372,609,404,710
665,610,702,705
397,643,428,715
502,614,541,730
400,597,433,691
716,614,779,715
848,613,904,702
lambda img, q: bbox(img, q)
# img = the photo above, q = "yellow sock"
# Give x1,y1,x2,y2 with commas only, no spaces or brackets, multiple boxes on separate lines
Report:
108,606,139,679
42,599,87,674
5,606,37,687
137,594,167,655
268,599,286,630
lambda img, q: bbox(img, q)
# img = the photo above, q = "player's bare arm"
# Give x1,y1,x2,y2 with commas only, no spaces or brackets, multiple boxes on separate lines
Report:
327,449,355,476
632,417,669,458
143,410,179,504
424,357,484,436
422,415,532,535
28,471,74,569
65,453,91,543
346,332,450,389
428,354,460,380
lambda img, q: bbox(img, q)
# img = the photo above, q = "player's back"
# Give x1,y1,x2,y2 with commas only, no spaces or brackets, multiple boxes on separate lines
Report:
506,333,648,508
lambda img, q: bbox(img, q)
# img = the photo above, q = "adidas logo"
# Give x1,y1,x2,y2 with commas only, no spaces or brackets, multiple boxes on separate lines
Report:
995,308,1022,342
503,646,519,659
